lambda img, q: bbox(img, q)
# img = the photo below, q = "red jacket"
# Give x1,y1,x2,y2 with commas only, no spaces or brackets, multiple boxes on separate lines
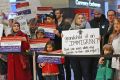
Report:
8,31,32,80
42,63,59,76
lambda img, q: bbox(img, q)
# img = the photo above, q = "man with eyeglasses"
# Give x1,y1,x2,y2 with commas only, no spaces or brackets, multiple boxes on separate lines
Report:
103,10,117,44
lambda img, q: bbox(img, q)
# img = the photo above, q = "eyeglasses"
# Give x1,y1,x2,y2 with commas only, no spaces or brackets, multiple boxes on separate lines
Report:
107,15,115,17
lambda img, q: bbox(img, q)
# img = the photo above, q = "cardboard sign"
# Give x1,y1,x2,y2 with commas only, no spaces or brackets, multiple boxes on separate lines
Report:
30,38,50,52
0,36,22,52
62,28,100,55
37,50,63,64
38,24,56,39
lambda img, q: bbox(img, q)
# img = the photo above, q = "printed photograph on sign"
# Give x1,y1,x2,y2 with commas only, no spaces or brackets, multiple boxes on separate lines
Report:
38,24,56,39
0,36,22,52
62,28,100,55
37,50,63,64
30,38,50,52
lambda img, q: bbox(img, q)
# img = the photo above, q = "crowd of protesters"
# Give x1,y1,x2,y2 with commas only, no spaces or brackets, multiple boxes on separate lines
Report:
0,7,120,80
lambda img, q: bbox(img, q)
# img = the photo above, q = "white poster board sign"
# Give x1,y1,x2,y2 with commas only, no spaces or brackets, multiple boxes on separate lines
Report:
0,0,10,13
15,15,30,35
62,28,100,55
0,24,3,38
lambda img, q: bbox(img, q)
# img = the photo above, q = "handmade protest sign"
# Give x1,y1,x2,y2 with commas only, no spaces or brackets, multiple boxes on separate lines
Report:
30,38,50,52
0,36,22,52
37,50,63,64
62,28,100,55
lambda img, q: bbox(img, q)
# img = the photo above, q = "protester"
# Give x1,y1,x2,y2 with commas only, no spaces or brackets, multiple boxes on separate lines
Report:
90,8,109,80
54,9,71,80
38,41,59,80
0,12,8,80
109,18,120,80
103,10,117,44
0,54,7,80
35,28,46,80
69,13,91,80
7,22,32,80
97,44,113,80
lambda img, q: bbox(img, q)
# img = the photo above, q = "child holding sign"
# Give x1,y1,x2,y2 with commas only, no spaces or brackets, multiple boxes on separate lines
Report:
38,41,59,80
35,28,46,80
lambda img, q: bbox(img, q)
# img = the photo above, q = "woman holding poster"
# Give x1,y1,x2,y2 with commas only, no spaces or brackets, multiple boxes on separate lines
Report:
69,13,91,80
7,22,32,80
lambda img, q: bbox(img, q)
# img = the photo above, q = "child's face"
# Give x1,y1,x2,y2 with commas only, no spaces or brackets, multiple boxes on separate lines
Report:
46,17,54,24
47,44,53,52
36,32,45,38
104,49,110,55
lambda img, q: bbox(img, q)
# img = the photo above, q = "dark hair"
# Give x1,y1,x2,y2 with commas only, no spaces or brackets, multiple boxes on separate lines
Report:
9,19,14,23
46,13,54,19
44,40,55,51
35,28,45,38
54,9,63,14
14,22,20,27
107,9,116,16
103,44,113,54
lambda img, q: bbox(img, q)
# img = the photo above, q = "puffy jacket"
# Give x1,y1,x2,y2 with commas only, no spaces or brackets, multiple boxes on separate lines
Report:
42,63,59,76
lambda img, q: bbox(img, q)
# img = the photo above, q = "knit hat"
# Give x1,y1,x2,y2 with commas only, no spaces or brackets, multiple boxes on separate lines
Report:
94,8,103,14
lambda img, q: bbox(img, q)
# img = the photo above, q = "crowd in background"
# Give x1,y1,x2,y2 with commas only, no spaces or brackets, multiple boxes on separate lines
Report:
0,7,120,80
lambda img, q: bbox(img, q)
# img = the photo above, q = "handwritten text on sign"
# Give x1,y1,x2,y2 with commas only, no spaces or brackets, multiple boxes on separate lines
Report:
62,28,100,55
15,15,30,35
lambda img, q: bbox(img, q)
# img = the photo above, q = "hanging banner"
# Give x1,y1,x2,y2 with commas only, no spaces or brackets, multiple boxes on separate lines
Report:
62,28,100,55
30,38,50,52
38,24,56,39
0,36,22,52
37,50,63,64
